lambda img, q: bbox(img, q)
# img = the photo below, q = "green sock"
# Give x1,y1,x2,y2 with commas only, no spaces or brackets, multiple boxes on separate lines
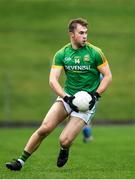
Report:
19,150,31,162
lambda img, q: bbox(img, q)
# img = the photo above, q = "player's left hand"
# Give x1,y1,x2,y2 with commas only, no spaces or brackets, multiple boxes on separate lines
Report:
88,92,101,110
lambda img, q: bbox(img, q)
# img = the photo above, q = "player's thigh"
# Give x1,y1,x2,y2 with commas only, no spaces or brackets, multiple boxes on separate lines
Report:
41,101,68,130
60,116,85,142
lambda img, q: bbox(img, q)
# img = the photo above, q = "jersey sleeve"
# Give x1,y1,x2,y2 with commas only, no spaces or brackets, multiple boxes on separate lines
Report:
52,50,64,68
95,49,108,68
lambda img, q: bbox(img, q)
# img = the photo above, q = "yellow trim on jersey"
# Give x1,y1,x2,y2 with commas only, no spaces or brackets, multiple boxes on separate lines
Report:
51,65,63,69
97,60,108,69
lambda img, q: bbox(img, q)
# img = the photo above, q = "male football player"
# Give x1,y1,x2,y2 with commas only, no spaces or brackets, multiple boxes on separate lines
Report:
6,18,112,170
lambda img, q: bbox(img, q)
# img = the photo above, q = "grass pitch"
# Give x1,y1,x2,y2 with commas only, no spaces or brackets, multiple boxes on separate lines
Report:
1,125,135,179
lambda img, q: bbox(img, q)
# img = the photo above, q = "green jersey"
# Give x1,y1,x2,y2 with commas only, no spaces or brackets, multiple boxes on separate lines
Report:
52,42,108,95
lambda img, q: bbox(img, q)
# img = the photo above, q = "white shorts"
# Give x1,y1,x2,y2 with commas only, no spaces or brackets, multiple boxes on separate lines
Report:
56,96,98,124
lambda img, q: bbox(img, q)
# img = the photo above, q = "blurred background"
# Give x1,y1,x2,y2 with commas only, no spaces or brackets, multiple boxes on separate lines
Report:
0,0,135,125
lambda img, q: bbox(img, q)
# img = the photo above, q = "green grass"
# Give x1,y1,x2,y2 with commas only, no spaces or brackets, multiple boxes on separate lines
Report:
1,125,135,179
0,0,135,121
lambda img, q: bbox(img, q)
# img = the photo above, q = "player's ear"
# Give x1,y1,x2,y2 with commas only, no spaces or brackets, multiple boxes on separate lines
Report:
69,31,74,38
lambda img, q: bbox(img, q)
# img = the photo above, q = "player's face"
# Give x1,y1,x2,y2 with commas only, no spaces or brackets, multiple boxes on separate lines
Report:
71,24,88,48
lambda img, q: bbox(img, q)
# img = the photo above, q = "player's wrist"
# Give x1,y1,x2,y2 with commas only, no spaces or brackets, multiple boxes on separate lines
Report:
63,95,74,103
63,95,69,103
94,92,101,100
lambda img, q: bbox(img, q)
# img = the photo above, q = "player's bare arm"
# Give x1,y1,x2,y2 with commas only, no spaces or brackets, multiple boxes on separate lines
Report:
96,63,112,95
49,66,66,98
50,66,79,112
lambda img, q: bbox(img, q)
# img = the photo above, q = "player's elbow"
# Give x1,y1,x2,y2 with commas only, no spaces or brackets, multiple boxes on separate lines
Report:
103,73,112,86
49,78,56,88
108,73,112,84
49,78,54,88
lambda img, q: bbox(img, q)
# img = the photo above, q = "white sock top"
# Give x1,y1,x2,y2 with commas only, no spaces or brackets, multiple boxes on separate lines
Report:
18,159,25,166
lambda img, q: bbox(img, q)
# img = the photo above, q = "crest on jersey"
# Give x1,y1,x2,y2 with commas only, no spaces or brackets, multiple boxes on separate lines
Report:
83,54,90,61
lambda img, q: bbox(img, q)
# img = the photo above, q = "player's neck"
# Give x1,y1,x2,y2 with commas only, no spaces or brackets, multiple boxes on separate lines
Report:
70,39,79,50
71,40,85,50
71,42,78,50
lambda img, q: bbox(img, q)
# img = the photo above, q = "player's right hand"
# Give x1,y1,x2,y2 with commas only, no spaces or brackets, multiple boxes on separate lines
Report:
63,96,79,112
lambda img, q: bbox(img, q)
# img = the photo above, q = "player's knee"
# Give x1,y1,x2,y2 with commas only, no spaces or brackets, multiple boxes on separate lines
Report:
59,135,72,148
37,123,52,137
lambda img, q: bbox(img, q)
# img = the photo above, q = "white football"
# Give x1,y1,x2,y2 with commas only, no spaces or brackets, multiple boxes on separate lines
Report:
72,91,92,112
